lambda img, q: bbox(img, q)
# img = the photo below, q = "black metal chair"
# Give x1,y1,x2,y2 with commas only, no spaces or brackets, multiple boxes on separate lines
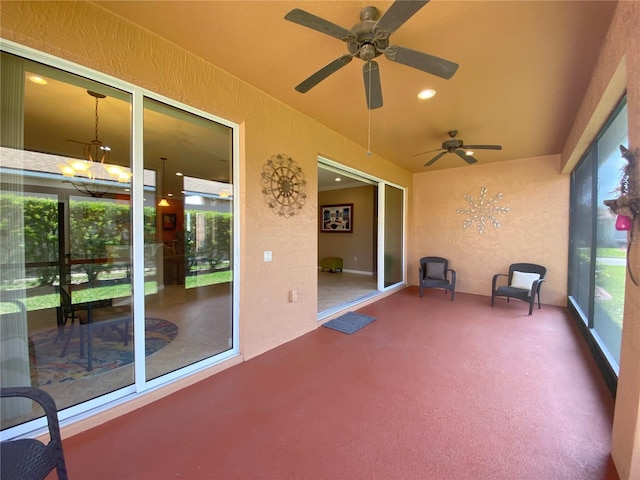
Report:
0,387,68,480
57,284,113,357
418,256,456,300
491,263,547,315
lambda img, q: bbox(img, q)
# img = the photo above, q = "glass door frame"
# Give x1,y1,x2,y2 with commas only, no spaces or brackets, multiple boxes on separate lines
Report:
1,39,241,437
318,156,406,298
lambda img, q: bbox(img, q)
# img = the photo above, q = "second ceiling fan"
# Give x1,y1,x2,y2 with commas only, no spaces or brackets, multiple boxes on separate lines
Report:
413,130,503,166
284,1,458,110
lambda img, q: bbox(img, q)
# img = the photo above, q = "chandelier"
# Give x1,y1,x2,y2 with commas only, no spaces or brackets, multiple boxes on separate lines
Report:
58,90,131,197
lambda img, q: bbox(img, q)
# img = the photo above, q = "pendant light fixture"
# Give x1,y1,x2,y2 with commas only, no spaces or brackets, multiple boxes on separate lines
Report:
158,157,170,207
58,90,132,197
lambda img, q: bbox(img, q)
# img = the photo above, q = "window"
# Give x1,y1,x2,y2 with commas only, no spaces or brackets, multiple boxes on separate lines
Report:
569,97,628,376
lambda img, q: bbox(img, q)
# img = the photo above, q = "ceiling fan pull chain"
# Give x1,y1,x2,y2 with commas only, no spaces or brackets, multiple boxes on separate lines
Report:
367,61,372,156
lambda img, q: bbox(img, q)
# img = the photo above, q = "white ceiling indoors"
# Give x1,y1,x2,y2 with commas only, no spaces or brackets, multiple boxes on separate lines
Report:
91,0,616,176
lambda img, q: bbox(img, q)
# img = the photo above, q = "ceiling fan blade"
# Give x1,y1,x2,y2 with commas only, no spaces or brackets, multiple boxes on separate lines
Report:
410,147,443,157
461,144,502,150
425,151,447,166
455,149,478,164
285,9,354,41
384,45,458,79
363,61,383,110
295,55,353,93
374,1,430,36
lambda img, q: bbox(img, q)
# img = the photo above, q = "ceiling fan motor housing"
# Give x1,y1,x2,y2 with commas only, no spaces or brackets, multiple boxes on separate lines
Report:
443,139,464,151
347,6,389,61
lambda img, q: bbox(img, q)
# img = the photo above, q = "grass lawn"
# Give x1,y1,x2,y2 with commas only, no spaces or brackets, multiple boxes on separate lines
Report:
1,270,232,314
597,247,628,258
595,262,626,328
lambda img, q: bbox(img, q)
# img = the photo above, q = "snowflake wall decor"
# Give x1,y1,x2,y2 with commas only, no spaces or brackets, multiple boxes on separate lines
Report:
456,186,510,234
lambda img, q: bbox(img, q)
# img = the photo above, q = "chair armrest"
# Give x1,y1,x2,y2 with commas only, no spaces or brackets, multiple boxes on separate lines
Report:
492,273,508,290
532,278,545,293
447,268,456,284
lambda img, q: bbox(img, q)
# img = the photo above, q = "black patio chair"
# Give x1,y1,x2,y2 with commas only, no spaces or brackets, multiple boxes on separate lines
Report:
0,386,68,480
491,263,546,315
418,256,456,301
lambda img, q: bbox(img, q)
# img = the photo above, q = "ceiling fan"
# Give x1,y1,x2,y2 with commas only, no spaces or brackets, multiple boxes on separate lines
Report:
413,130,503,166
284,1,459,110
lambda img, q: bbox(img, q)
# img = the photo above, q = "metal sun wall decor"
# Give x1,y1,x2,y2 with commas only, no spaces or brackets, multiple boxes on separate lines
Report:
457,186,510,234
261,154,307,217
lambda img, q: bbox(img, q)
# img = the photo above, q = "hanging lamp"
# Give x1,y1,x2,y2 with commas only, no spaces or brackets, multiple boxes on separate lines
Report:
158,157,170,207
58,90,131,197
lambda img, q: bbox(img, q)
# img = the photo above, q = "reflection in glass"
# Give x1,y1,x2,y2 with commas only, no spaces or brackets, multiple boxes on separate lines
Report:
0,52,133,430
143,98,233,381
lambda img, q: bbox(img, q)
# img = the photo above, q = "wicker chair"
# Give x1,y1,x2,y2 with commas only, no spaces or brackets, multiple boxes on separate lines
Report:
491,263,546,315
418,256,456,301
0,386,68,480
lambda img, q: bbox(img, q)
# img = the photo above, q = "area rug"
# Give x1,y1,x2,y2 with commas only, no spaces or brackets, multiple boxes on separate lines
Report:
29,318,178,386
322,312,376,334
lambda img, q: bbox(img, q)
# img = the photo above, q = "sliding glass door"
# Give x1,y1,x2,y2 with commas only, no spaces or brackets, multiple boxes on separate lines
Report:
383,184,404,287
0,46,237,434
317,161,405,316
142,97,234,381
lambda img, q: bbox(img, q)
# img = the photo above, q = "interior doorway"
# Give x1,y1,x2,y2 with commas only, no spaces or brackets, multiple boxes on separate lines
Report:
317,163,379,316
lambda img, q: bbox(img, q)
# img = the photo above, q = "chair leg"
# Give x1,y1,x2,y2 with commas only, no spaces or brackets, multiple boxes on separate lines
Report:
60,322,76,357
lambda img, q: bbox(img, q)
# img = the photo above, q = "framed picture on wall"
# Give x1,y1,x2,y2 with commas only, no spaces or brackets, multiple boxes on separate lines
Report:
162,213,177,230
320,204,353,233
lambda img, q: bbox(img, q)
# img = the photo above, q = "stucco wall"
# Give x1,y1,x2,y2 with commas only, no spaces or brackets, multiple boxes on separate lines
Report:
0,0,413,363
319,186,376,273
412,154,568,307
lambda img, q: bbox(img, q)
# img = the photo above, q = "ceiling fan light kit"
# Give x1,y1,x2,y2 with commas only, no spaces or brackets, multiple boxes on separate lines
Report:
285,1,458,110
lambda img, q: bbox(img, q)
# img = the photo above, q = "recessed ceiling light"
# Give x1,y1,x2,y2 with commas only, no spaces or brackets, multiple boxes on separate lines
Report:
417,88,436,100
335,177,341,182
29,75,48,85
175,172,183,176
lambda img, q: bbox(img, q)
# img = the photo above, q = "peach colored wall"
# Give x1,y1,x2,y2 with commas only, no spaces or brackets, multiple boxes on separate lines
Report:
0,1,412,363
319,186,376,273
412,155,568,307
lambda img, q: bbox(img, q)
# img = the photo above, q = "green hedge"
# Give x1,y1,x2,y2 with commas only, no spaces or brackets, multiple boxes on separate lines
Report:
0,193,231,287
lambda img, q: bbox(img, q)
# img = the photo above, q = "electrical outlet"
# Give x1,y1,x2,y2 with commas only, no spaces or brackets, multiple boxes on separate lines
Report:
264,251,272,262
354,256,358,261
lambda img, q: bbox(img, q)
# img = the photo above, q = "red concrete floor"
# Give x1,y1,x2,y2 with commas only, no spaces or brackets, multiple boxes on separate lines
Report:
58,287,619,480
